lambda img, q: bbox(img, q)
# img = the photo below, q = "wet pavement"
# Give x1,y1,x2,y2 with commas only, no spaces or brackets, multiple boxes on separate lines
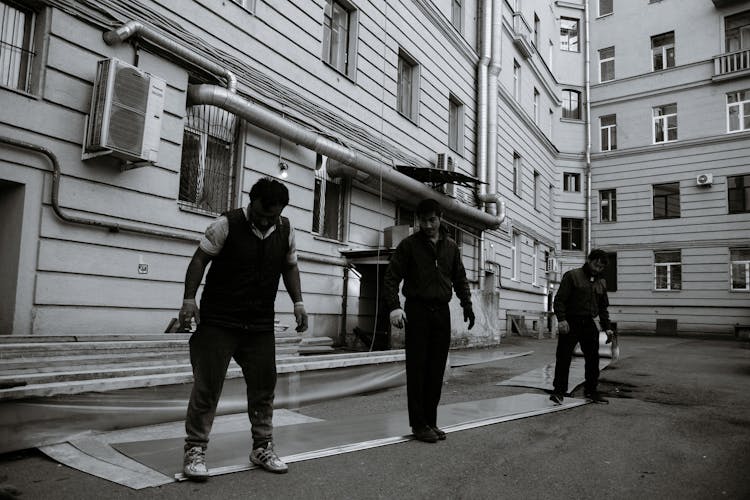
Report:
1,334,748,499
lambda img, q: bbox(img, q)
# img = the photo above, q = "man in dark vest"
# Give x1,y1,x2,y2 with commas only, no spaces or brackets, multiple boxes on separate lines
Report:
178,177,307,480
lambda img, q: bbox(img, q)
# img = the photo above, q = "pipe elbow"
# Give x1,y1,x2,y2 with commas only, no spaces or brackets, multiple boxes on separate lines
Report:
187,84,228,107
103,20,143,45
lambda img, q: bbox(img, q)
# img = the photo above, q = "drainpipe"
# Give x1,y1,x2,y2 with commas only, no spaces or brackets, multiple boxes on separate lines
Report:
584,1,592,254
481,0,502,218
103,20,238,93
477,0,491,206
188,84,505,230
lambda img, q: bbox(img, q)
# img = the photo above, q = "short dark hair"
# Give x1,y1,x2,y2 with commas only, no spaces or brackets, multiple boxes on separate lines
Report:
416,198,442,217
587,248,609,265
249,177,289,209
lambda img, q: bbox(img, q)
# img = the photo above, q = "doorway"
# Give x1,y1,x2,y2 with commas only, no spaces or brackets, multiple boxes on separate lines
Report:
0,180,25,334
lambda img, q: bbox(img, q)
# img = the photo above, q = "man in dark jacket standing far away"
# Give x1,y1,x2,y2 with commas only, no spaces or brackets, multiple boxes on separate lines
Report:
178,177,308,480
551,248,613,405
383,198,475,443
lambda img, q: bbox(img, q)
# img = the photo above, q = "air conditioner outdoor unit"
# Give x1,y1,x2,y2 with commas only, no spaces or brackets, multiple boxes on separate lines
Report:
696,173,713,186
84,58,165,166
436,151,457,197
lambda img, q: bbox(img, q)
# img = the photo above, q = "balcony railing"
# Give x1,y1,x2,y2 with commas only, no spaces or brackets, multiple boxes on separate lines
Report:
713,48,750,80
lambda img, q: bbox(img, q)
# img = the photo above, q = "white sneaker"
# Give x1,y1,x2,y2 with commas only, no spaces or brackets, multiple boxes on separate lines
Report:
183,446,209,481
250,442,288,474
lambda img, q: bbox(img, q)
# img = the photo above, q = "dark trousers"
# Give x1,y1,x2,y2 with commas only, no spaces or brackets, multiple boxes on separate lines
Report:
404,301,451,429
553,316,600,395
185,323,276,451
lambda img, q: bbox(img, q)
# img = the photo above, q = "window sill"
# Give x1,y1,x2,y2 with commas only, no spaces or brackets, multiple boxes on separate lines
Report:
653,289,682,292
596,13,613,19
322,60,357,84
397,110,419,125
730,289,750,293
653,216,681,220
653,140,678,145
313,234,345,245
560,118,584,124
0,84,41,100
178,201,222,218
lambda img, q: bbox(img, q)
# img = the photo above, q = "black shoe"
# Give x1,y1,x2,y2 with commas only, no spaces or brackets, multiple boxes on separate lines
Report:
430,426,446,440
584,391,609,404
549,393,564,405
412,426,438,443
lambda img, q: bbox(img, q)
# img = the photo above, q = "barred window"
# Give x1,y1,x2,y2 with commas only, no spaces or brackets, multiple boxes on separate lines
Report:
313,155,347,241
0,0,35,93
179,105,238,215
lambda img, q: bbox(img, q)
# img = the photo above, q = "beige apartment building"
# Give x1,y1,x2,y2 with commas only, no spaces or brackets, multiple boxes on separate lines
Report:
0,0,747,341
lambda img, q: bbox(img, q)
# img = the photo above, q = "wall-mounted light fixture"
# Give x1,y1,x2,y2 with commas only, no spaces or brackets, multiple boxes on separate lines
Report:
278,161,289,179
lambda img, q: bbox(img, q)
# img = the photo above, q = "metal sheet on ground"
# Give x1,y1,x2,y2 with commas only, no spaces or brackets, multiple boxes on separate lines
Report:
112,393,586,480
495,358,611,391
449,350,533,367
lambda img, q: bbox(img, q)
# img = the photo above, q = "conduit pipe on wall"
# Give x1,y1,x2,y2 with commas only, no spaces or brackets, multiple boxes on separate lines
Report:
584,1,592,254
484,0,503,219
103,20,238,93
187,85,505,230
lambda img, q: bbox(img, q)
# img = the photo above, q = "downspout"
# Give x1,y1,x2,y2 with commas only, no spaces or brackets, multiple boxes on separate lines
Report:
103,20,238,93
476,0,491,288
187,85,505,230
584,1,592,254
480,0,503,218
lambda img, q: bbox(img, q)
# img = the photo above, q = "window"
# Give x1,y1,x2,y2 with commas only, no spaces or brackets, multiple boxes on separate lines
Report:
563,172,581,192
730,248,750,291
727,90,750,133
561,218,583,250
322,0,357,79
725,10,750,52
653,182,680,219
599,46,614,82
532,241,539,285
513,153,522,196
653,103,677,143
513,59,521,101
728,174,750,213
0,1,36,93
603,252,618,292
562,89,581,119
548,183,554,215
600,189,616,222
511,231,520,280
654,250,682,290
599,0,613,16
600,114,617,151
651,31,675,71
397,205,415,227
533,13,540,47
533,170,540,210
179,106,238,214
397,50,419,122
448,95,464,154
560,17,579,52
533,88,539,123
451,0,462,33
313,155,347,240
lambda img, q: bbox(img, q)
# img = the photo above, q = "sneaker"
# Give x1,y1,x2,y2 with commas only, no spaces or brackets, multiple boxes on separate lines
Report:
412,426,438,443
549,393,564,405
250,442,288,474
430,426,446,441
183,446,209,481
584,391,609,404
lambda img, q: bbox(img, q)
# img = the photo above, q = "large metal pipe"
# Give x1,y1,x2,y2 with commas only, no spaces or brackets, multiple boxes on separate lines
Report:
103,20,238,93
584,0,592,253
476,0,492,204
485,0,503,218
187,85,505,229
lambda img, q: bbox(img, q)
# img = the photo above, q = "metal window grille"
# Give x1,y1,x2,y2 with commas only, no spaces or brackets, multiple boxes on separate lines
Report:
0,1,35,92
312,158,344,240
179,105,237,215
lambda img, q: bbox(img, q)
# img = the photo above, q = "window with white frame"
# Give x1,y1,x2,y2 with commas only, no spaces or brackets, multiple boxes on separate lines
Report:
724,10,750,52
727,90,750,133
532,241,539,285
599,0,613,16
533,87,540,123
179,105,238,214
563,172,580,192
651,31,675,71
513,59,521,101
511,231,520,280
654,250,682,290
561,218,583,250
0,0,37,93
448,95,464,154
513,153,522,196
562,89,581,119
600,114,617,151
451,0,462,33
599,46,614,82
533,170,540,210
313,155,347,241
322,0,357,79
560,17,579,52
730,248,750,291
653,103,677,143
397,50,419,122
728,174,750,214
653,182,680,219
600,189,616,222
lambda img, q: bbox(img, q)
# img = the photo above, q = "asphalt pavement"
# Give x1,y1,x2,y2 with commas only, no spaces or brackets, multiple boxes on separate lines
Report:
1,334,748,500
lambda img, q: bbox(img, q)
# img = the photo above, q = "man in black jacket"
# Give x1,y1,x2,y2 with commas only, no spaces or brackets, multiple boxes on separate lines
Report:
383,198,475,443
551,248,613,405
178,177,308,480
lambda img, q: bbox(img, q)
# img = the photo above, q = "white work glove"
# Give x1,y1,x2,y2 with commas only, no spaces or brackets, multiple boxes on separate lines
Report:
294,302,308,332
557,320,570,335
180,298,200,331
390,308,407,329
605,329,614,344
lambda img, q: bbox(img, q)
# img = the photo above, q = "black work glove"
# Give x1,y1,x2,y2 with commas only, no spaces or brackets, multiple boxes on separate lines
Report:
463,306,475,330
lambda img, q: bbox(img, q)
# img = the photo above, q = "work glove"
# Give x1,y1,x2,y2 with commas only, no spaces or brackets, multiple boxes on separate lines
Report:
605,329,614,344
294,302,308,333
390,308,407,329
179,298,200,331
463,305,475,330
557,320,570,335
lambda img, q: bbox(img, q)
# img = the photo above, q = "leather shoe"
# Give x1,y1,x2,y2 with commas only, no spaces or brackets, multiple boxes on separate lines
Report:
412,426,438,443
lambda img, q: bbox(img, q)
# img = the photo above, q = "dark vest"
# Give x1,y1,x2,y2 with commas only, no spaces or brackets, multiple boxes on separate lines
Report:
200,208,290,332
